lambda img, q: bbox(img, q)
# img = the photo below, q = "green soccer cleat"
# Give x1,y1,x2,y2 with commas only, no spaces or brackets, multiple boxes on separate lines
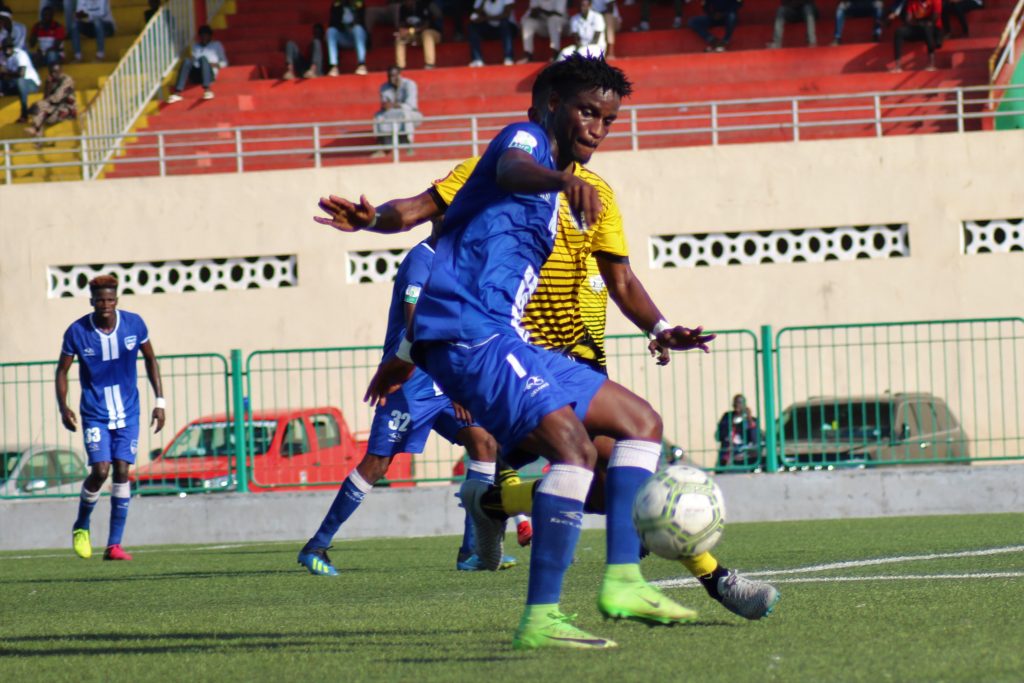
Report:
72,528,92,559
716,570,780,620
598,577,698,625
513,608,617,650
297,547,339,576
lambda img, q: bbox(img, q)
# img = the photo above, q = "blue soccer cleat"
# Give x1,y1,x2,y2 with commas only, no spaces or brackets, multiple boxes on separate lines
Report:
297,546,339,576
457,553,518,571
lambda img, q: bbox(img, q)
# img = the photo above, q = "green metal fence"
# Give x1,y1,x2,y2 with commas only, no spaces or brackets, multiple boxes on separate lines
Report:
3,317,1022,498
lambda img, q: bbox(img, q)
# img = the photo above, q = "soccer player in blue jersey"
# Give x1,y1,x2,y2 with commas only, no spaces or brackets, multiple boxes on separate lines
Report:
364,55,717,650
55,275,165,561
296,221,510,576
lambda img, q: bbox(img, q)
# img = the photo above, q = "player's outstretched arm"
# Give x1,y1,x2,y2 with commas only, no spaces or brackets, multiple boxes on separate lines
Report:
364,356,417,407
655,326,717,353
597,255,674,365
140,341,166,433
495,150,603,226
54,353,77,432
315,191,442,234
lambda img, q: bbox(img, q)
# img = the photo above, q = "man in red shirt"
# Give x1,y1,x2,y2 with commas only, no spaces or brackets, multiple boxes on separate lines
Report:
29,6,66,67
888,0,942,72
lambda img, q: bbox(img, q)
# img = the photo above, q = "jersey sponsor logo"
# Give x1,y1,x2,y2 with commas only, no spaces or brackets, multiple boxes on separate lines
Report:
508,130,539,154
125,335,137,351
588,275,606,292
525,375,550,396
403,284,422,304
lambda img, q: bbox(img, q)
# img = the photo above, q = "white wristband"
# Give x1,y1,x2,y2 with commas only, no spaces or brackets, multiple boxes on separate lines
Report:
396,337,413,363
154,397,166,409
365,213,379,230
650,319,671,337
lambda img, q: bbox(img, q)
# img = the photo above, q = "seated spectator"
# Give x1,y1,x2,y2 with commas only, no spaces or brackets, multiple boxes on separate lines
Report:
688,0,741,52
372,65,423,156
165,24,227,102
394,0,443,70
558,0,605,58
518,0,567,63
590,0,620,59
29,6,66,66
24,60,75,137
72,0,115,61
716,394,761,470
888,0,941,72
327,0,369,76
766,0,819,48
831,0,883,45
0,37,41,123
467,0,516,66
942,0,981,37
440,0,471,40
284,23,325,79
37,1,65,20
0,10,27,49
632,0,684,32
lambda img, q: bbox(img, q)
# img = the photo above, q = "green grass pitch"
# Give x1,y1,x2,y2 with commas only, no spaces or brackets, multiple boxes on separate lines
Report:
2,513,1023,682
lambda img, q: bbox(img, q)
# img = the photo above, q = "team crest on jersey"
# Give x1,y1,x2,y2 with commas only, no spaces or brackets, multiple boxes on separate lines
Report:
125,335,137,350
589,275,606,292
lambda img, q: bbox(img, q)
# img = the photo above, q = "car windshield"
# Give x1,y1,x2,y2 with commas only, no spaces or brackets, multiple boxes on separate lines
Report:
162,421,276,458
781,402,894,442
1,451,22,484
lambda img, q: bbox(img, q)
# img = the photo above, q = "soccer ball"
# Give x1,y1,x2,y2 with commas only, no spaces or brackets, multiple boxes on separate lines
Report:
632,465,726,560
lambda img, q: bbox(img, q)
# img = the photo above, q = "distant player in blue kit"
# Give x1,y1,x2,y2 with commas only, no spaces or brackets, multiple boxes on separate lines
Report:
297,221,508,576
365,55,717,650
55,275,165,561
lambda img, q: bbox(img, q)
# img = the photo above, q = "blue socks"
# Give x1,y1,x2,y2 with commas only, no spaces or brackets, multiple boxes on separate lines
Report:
306,468,374,550
73,484,101,531
108,482,131,546
606,440,660,565
460,460,496,556
527,464,593,605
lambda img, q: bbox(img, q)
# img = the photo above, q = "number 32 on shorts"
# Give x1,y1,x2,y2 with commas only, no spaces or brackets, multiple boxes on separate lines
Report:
388,411,411,432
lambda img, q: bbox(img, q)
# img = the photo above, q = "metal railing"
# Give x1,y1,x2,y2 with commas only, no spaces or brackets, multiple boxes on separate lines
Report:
990,0,1024,83
5,83,1023,183
80,0,194,180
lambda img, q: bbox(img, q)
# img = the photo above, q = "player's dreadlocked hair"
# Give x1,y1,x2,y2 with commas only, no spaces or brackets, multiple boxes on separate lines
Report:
88,274,119,293
533,54,633,106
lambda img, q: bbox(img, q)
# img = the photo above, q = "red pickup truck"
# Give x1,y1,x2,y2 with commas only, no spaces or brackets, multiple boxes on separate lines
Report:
131,406,412,495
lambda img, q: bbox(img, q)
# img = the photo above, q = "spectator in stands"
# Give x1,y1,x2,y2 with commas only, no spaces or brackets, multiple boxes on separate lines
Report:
558,0,605,58
716,393,761,470
632,0,685,32
591,0,620,58
165,24,228,102
441,0,471,40
71,0,115,61
284,23,325,79
394,0,443,70
518,0,567,63
37,1,65,20
0,37,40,122
688,0,741,52
831,0,883,44
942,0,981,37
467,0,516,66
24,60,76,137
0,10,27,49
888,0,941,71
327,0,369,76
144,0,161,24
29,6,66,66
372,65,423,156
766,0,819,48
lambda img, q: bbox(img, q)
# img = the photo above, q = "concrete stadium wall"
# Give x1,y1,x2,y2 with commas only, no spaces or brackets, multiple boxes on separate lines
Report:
2,465,1021,551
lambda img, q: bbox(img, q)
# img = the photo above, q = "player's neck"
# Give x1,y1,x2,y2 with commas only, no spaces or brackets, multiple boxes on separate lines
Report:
92,312,116,333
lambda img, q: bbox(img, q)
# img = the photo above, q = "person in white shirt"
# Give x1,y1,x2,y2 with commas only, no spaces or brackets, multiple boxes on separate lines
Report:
166,25,228,103
467,0,516,66
589,0,620,58
1,38,41,121
559,0,606,59
0,11,28,50
518,0,567,62
71,0,115,61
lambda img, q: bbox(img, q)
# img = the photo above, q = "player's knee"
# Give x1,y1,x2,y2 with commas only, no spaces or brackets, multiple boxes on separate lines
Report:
356,454,391,483
552,421,598,469
91,462,111,481
625,398,663,442
465,431,498,461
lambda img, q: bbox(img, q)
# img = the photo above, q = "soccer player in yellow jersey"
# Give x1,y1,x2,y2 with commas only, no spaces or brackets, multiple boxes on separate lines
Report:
315,84,779,623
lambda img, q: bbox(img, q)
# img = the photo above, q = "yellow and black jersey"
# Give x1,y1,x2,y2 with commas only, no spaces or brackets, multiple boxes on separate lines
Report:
430,158,628,366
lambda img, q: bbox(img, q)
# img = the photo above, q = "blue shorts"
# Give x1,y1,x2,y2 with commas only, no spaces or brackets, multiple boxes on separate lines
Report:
82,421,140,465
416,334,607,453
366,369,469,457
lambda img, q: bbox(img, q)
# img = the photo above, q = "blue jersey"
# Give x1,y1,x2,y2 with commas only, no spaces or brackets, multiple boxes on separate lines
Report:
61,310,149,429
382,240,435,358
413,122,560,344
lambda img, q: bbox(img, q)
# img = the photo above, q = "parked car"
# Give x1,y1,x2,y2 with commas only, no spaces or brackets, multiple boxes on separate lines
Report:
778,392,970,469
0,443,89,497
131,406,410,495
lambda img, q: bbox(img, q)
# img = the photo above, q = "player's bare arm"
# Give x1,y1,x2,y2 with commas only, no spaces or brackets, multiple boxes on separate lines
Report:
496,149,603,225
596,254,676,365
364,355,416,407
656,326,717,353
315,190,442,234
55,353,77,432
140,341,165,433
